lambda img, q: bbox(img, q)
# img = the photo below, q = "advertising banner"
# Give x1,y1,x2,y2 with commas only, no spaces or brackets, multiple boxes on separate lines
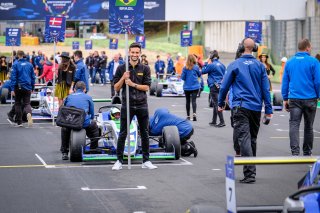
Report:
109,38,119,50
85,40,93,50
44,16,66,43
5,28,21,46
109,0,144,35
72,41,80,50
180,30,192,47
0,0,164,21
245,21,262,44
135,36,146,49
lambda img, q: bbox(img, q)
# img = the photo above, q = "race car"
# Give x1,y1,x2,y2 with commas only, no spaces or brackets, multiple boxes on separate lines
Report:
149,75,185,97
68,104,181,162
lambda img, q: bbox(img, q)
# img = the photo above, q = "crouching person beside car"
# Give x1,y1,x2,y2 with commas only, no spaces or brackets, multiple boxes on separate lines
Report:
149,108,198,157
60,81,99,160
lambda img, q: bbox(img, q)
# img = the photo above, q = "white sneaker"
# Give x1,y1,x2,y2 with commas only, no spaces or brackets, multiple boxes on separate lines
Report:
142,161,158,169
100,84,104,86
14,123,23,127
27,113,33,127
112,160,123,170
90,83,93,86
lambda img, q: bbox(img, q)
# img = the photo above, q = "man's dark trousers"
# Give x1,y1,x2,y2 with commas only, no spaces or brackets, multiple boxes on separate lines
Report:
289,99,317,156
117,107,149,163
210,86,224,124
14,88,32,125
233,107,261,179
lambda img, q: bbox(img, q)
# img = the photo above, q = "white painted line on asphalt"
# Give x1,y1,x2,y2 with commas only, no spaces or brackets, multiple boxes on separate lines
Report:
133,211,146,213
212,169,221,171
180,158,193,165
271,137,320,139
276,129,320,133
280,115,286,117
81,185,147,191
204,108,211,111
273,124,279,126
35,154,54,168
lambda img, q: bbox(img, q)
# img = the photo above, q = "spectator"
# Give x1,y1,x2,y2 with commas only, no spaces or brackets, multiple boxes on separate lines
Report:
181,54,201,121
281,38,320,156
218,38,272,184
259,54,276,91
0,56,8,85
73,50,90,93
140,54,149,66
100,51,108,85
91,51,102,86
166,53,174,75
107,53,124,97
154,55,165,79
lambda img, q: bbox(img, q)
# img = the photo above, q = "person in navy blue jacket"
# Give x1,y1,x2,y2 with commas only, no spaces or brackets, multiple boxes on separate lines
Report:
218,38,273,184
181,54,201,121
9,50,35,127
281,38,320,156
73,50,89,93
154,55,165,79
166,53,175,75
202,50,226,127
107,53,124,97
149,108,197,157
60,81,99,160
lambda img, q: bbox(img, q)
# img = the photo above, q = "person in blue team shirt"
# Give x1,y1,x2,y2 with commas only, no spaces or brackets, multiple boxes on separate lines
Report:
60,81,99,160
281,38,320,156
181,54,201,121
154,55,165,79
34,50,44,83
73,50,89,93
149,108,197,157
218,38,273,184
166,53,175,76
202,50,226,127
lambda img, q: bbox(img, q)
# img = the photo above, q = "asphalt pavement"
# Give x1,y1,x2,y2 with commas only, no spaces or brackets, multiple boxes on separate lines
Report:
0,84,319,213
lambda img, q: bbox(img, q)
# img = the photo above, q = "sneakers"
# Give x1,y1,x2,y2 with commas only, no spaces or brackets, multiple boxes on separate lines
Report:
112,160,123,170
27,113,33,127
193,113,197,121
90,83,93,86
62,153,69,160
14,123,23,127
142,161,158,169
239,177,256,184
209,122,217,126
7,113,14,123
186,116,190,120
215,123,226,128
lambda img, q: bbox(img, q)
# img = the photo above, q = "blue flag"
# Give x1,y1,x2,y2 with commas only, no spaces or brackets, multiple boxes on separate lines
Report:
44,16,66,43
85,40,93,50
109,39,119,50
109,0,144,35
245,21,262,44
135,36,146,48
72,41,80,50
5,28,21,46
180,30,192,47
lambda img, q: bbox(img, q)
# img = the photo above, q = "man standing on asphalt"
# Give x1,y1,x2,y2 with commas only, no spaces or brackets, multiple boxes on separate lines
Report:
202,50,226,127
107,53,124,97
73,50,90,93
154,55,165,79
112,42,157,170
167,53,174,76
218,38,273,184
281,38,320,156
9,50,35,127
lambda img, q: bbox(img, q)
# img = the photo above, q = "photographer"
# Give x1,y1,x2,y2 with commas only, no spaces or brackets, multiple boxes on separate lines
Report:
202,50,226,127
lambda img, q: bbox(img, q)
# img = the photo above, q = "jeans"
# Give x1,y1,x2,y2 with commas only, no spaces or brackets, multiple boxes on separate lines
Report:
100,68,107,84
210,86,224,124
233,107,261,178
184,89,198,116
117,107,150,163
14,88,32,125
289,99,317,156
91,68,101,84
60,121,99,154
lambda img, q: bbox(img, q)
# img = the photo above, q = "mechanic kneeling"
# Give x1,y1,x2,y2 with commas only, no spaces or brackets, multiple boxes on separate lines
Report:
149,108,198,157
60,81,99,160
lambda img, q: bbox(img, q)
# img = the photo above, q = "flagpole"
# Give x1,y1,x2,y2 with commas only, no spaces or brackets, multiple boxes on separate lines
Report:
125,32,131,170
52,39,56,126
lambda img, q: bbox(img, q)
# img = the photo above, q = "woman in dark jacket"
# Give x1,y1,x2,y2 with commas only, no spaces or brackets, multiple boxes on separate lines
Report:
259,53,275,91
0,56,8,84
181,54,201,121
55,52,76,107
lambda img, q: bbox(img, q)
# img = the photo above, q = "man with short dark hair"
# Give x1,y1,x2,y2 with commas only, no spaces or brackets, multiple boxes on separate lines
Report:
74,50,89,93
282,38,320,156
154,55,165,79
112,42,157,170
9,50,35,127
60,81,99,160
218,38,272,184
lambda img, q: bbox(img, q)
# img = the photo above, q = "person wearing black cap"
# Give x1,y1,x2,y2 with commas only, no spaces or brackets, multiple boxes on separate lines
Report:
55,52,76,107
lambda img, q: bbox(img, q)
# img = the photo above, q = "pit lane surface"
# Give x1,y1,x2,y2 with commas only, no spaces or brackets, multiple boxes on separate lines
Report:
0,84,319,213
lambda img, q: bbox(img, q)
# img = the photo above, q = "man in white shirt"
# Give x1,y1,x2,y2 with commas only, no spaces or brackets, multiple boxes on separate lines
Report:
107,53,124,97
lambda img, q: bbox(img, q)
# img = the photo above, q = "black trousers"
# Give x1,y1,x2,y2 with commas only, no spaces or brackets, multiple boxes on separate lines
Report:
117,107,149,163
210,86,224,124
14,88,32,125
110,80,119,97
184,89,198,116
60,121,99,154
231,109,240,154
289,99,317,156
233,107,261,178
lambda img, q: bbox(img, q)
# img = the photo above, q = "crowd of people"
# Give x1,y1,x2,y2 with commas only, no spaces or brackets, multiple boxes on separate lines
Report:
1,38,320,182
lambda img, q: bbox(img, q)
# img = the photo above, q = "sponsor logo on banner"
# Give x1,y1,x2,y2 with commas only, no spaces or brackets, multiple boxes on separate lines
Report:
0,2,16,10
5,28,21,46
145,1,159,9
43,0,76,17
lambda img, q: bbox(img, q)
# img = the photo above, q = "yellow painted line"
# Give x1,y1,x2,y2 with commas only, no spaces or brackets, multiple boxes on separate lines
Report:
234,157,318,165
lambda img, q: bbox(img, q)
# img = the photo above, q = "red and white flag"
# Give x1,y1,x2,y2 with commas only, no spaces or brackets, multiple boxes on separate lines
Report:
49,17,63,27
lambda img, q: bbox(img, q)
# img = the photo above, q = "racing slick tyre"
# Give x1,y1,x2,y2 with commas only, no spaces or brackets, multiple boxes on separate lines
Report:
273,91,283,110
1,88,8,104
163,126,181,160
70,129,86,162
149,82,157,96
156,84,163,97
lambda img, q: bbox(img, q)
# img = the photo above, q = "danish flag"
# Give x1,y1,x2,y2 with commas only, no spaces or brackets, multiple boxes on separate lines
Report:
49,17,62,26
